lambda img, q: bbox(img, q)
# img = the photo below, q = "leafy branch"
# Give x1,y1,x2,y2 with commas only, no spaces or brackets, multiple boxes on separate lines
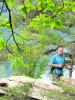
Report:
52,0,64,18
3,0,30,57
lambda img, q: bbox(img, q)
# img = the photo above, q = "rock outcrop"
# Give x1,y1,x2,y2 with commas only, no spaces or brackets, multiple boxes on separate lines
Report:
0,76,61,100
61,76,75,86
0,76,75,100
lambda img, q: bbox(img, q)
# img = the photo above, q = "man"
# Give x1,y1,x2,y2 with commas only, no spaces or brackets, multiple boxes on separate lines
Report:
50,46,71,80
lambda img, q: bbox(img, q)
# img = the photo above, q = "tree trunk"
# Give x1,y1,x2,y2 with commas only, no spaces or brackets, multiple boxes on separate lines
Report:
69,53,74,77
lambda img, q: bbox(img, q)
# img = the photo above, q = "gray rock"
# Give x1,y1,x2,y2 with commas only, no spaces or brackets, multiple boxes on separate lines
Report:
0,89,6,96
0,76,66,100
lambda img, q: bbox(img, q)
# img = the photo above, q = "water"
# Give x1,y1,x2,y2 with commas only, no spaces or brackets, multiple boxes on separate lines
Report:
39,73,53,84
49,29,72,42
39,65,75,84
0,61,12,79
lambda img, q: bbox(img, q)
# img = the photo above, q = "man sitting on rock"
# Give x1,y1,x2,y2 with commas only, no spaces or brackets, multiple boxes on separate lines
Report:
50,46,72,81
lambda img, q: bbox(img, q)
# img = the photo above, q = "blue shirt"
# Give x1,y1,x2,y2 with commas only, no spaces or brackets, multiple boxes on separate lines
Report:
50,54,65,75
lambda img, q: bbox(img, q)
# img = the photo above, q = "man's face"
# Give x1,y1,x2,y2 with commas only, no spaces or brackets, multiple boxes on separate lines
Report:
57,47,63,55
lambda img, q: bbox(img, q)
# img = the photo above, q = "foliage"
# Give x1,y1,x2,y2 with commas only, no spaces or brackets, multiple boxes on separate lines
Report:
5,0,14,8
9,0,75,29
7,26,58,78
45,81,75,100
0,83,33,100
34,55,49,78
0,38,5,50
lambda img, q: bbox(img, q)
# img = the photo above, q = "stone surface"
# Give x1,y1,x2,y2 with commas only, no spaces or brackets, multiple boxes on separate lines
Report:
0,76,61,100
0,89,6,96
34,79,59,90
29,86,49,100
7,76,36,83
0,76,60,90
0,76,75,100
0,82,7,87
0,78,20,88
61,76,75,86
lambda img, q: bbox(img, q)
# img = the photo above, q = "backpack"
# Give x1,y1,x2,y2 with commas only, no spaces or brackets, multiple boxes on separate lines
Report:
50,67,55,74
50,67,63,74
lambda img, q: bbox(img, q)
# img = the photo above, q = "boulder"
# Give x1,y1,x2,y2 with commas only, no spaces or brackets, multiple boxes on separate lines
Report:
61,76,75,86
34,79,60,90
0,76,60,91
1,76,75,100
0,78,20,88
7,76,36,83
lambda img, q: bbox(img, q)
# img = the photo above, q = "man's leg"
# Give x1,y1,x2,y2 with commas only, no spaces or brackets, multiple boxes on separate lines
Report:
53,73,63,82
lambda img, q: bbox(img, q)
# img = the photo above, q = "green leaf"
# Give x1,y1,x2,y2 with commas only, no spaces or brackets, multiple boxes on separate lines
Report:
72,3,75,12
55,19,62,28
72,7,75,12
49,3,55,10
5,0,14,8
0,32,2,35
0,38,5,50
20,7,26,14
17,5,24,10
50,22,55,29
40,14,45,18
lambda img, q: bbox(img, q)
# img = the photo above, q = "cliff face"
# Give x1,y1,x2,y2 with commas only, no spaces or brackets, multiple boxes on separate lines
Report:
0,76,75,100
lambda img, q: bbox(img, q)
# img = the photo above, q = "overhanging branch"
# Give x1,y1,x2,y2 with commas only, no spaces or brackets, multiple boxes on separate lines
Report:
0,0,4,15
4,0,30,57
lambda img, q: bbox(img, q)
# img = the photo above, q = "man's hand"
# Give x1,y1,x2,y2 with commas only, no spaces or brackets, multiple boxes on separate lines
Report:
65,64,72,70
58,64,63,68
50,64,63,68
68,67,72,70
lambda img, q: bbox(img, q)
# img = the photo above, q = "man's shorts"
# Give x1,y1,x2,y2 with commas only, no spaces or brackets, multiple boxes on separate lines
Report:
52,73,63,82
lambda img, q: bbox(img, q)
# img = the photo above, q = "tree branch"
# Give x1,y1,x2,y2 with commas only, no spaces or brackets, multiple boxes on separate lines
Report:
23,0,27,18
0,0,4,15
14,32,28,41
44,47,58,55
4,0,30,57
52,0,64,18
69,40,75,44
44,39,75,55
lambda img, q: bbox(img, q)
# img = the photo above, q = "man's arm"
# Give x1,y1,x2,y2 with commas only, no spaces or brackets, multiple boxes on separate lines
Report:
64,64,72,70
50,64,63,68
